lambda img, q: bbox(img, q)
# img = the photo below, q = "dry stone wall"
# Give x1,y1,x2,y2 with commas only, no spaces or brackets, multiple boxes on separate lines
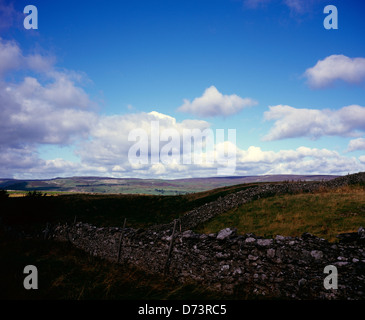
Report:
52,172,365,299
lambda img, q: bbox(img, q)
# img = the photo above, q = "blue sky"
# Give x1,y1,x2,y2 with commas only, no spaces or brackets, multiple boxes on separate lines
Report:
1,0,365,179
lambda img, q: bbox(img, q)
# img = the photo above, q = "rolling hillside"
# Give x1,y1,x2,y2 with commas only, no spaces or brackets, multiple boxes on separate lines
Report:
0,174,338,195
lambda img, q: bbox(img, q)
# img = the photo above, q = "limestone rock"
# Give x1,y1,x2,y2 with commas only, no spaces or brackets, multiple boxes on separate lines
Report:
217,228,236,240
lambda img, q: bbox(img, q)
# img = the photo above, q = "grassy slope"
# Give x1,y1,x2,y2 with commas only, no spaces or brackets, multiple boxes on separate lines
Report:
0,175,337,195
195,185,365,242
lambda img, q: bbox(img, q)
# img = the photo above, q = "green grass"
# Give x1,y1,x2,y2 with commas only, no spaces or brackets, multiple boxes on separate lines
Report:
195,185,365,242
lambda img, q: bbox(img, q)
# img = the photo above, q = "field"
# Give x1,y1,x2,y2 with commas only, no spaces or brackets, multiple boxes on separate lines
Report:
1,179,365,300
195,185,365,242
0,182,266,233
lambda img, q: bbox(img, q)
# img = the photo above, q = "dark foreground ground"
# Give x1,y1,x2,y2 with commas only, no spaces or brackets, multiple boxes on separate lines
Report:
1,174,365,303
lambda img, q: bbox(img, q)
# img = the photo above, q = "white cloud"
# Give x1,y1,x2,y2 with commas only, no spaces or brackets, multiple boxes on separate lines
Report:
8,142,365,179
76,111,211,171
263,104,365,141
50,114,365,178
348,138,365,152
2,104,364,179
0,145,39,174
0,38,97,148
25,53,56,73
0,38,99,178
0,76,97,146
0,38,22,75
177,86,257,117
1,39,363,179
304,55,365,88
235,146,363,175
0,38,56,76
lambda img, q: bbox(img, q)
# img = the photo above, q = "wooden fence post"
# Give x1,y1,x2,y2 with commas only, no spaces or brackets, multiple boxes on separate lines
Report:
66,222,73,244
43,222,50,240
117,218,127,263
164,219,177,275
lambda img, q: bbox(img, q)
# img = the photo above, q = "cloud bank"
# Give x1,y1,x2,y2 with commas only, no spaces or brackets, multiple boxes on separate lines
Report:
0,38,364,179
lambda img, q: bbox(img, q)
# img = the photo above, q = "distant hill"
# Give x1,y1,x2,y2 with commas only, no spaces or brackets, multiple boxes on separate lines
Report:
0,174,339,195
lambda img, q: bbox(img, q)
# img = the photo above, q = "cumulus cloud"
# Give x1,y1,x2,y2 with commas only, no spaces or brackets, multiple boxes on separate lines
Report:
348,138,365,152
76,111,212,171
263,104,365,141
0,75,96,147
77,111,218,179
0,38,56,76
304,55,365,88
0,38,99,178
0,38,97,147
0,145,39,175
177,86,257,117
0,38,22,75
